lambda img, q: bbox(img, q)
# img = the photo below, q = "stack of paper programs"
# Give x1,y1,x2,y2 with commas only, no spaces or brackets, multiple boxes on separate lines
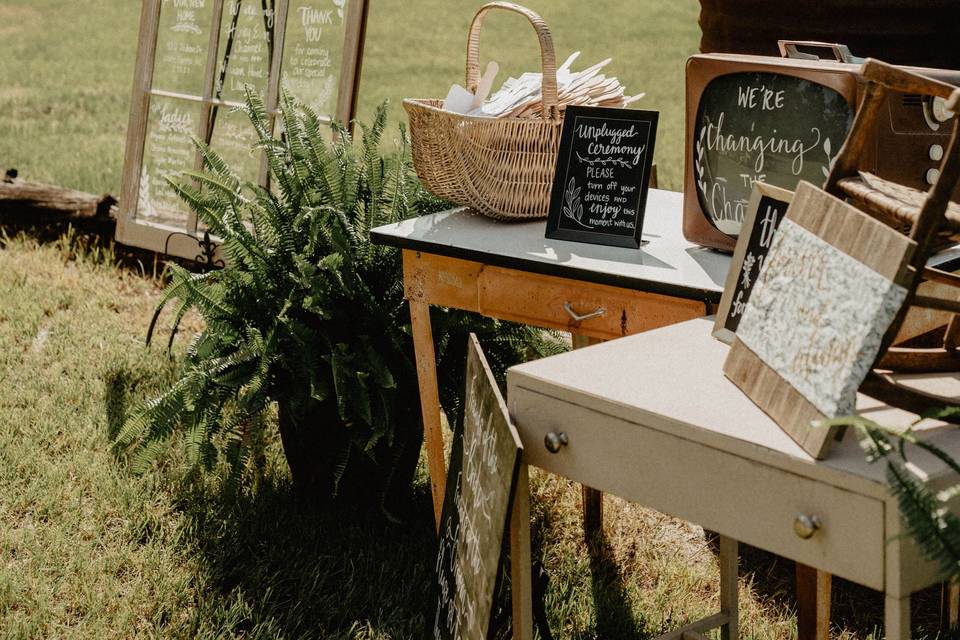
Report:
442,52,643,118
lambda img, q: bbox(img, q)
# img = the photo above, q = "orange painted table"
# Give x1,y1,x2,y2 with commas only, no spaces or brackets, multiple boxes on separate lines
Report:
371,189,728,526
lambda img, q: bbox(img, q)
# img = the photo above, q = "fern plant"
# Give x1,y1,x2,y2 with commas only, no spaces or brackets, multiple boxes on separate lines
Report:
117,90,562,509
832,413,960,578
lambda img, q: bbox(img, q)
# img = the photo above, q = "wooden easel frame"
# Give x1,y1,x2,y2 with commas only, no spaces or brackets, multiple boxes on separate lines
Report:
116,0,368,261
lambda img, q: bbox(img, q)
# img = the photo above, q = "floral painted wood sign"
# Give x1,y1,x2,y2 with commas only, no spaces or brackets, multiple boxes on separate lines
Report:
724,181,915,458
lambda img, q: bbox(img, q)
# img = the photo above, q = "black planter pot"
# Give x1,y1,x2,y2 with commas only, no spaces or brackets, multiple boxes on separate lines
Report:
276,396,423,515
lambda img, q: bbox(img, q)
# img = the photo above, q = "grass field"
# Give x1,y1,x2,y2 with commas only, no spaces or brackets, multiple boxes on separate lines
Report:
0,229,806,639
0,1,947,638
2,228,938,639
0,0,698,194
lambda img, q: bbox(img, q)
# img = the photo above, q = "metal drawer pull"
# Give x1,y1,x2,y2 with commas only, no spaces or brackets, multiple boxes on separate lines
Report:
794,514,822,539
563,302,606,323
544,431,569,453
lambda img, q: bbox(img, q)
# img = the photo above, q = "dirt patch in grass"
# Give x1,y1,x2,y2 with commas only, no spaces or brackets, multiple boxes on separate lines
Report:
0,6,40,36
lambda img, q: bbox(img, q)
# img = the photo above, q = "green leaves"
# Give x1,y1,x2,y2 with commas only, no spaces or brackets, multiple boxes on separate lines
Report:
120,89,565,505
119,92,431,484
835,415,960,578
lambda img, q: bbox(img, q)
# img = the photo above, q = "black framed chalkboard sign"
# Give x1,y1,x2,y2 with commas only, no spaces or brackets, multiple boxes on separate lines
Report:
545,106,658,249
713,182,793,344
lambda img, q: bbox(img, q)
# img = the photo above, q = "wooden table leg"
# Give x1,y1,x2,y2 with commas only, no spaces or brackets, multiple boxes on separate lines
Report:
572,333,604,541
885,593,911,640
941,577,959,633
510,464,535,640
719,536,739,640
796,563,831,640
409,299,446,532
581,484,604,543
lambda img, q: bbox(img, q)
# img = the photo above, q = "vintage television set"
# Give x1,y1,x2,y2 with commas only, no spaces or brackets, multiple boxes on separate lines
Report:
683,47,960,252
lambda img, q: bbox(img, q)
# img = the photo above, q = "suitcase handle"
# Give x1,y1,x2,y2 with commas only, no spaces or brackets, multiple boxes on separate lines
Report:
778,40,854,63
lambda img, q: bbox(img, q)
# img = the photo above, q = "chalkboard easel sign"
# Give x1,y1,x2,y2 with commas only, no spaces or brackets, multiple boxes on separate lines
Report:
434,335,523,640
545,106,658,249
713,182,793,344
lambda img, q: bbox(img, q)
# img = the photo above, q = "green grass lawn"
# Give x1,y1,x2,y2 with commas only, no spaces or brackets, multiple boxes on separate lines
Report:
0,230,804,639
0,1,948,638
2,227,948,638
0,0,697,194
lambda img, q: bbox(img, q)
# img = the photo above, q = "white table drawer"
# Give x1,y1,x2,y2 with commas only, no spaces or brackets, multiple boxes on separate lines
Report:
510,388,886,590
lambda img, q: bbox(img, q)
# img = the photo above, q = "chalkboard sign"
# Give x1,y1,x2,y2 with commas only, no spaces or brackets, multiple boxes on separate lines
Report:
545,106,658,249
692,71,853,238
434,335,523,640
713,182,793,344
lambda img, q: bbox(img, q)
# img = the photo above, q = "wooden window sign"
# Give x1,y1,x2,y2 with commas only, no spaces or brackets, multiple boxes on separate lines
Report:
434,335,523,640
116,0,368,262
713,182,793,344
724,181,915,459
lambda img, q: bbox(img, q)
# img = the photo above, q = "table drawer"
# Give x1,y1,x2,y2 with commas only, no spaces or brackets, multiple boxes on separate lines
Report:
479,267,706,340
510,388,886,590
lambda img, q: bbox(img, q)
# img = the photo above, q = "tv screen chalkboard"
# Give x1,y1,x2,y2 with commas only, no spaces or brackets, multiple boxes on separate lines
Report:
713,182,793,344
692,71,853,238
546,106,658,249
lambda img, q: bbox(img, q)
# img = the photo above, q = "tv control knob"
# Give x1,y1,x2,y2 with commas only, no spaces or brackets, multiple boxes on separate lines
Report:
927,168,942,186
930,144,944,162
932,96,955,123
544,431,569,453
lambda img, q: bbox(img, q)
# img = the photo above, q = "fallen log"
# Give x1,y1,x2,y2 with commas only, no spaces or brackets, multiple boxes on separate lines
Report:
0,169,117,223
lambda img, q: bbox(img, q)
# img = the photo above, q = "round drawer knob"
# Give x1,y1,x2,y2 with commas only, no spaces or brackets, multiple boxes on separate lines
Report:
794,514,822,539
544,431,569,453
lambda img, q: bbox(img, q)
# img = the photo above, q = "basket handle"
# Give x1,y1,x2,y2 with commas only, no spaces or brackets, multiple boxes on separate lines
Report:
466,2,560,121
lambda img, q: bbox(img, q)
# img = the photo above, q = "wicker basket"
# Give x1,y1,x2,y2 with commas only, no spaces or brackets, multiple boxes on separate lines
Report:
404,2,563,220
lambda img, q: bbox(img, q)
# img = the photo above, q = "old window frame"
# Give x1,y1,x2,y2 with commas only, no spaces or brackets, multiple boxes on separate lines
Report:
116,0,368,261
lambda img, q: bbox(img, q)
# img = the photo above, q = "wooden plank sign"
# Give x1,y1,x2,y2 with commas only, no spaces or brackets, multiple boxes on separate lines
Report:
434,334,523,639
724,180,915,458
545,106,658,249
713,182,793,344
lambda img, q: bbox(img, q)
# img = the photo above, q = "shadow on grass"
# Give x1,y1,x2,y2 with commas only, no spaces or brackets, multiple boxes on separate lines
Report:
173,475,438,639
731,541,956,639
587,527,645,639
103,360,440,639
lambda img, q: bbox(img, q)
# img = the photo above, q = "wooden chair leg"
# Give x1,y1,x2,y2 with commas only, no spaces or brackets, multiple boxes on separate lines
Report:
796,563,831,640
861,372,960,419
945,315,960,351
941,577,960,634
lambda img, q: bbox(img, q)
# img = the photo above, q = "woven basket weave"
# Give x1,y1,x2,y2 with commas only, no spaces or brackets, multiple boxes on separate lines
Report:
404,2,563,220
